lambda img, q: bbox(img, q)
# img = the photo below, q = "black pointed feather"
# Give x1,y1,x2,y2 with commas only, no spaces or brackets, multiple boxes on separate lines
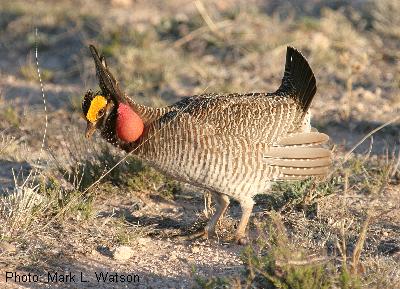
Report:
82,89,95,116
276,46,317,113
89,45,124,103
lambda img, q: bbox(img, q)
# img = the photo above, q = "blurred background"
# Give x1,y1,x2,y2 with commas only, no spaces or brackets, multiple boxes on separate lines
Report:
0,1,399,288
0,0,399,151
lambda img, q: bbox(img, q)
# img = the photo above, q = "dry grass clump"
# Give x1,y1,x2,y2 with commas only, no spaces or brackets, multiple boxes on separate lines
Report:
20,62,54,82
0,97,21,129
196,213,360,289
0,133,157,268
1,0,399,286
196,151,400,288
0,169,87,243
0,133,17,156
50,131,125,190
371,0,400,40
0,172,44,240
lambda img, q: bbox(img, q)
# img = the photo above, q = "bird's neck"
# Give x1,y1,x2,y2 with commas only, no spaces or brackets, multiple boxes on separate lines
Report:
105,100,171,147
116,103,144,142
127,100,172,124
100,96,175,153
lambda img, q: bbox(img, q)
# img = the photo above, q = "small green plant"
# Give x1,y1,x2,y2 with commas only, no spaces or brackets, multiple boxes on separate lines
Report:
194,275,230,289
69,95,84,112
156,15,203,42
20,64,54,82
240,213,333,289
256,177,337,214
0,106,20,127
123,156,180,199
195,213,365,289
52,139,124,191
193,264,231,289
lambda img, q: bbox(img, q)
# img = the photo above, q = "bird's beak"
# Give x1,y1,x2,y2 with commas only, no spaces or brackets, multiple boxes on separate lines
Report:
85,121,96,138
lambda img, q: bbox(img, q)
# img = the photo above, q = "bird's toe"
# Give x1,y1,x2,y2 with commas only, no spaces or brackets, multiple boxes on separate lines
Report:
235,236,249,245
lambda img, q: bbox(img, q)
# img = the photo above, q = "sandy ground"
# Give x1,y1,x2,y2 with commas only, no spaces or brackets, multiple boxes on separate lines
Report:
1,0,399,288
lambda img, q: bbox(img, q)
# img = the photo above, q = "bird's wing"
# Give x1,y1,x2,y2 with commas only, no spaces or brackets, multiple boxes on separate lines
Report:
161,94,302,144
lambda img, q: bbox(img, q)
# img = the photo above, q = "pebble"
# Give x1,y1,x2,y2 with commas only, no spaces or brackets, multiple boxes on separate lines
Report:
112,246,134,261
0,242,16,253
191,246,200,253
136,237,151,246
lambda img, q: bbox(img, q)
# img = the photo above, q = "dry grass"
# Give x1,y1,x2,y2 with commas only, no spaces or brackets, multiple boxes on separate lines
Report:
0,0,399,287
372,1,400,40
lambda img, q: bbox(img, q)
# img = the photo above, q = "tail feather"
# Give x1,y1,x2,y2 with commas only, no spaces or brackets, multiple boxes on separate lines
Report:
280,166,330,177
264,147,330,159
267,48,326,181
265,157,331,168
276,46,316,112
277,132,329,146
264,131,332,181
280,173,328,180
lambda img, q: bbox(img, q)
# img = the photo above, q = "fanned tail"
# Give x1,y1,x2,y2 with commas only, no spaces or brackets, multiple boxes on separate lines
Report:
264,132,331,181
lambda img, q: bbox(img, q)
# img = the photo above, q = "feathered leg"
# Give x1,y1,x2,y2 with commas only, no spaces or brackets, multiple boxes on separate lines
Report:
204,192,230,237
235,197,254,245
185,192,230,240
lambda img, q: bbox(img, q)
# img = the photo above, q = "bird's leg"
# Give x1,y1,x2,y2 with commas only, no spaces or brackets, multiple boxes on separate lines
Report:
185,192,230,240
204,192,230,238
235,197,254,245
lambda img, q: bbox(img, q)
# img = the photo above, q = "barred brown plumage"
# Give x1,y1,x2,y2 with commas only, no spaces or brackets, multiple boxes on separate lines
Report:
82,45,332,244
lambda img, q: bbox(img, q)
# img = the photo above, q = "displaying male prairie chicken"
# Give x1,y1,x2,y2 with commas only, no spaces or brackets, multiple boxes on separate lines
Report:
82,45,331,244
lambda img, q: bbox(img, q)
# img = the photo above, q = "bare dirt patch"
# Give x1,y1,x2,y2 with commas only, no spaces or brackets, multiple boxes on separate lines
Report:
1,0,399,288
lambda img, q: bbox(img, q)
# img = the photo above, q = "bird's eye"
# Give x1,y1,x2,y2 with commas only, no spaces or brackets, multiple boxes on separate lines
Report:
98,108,105,117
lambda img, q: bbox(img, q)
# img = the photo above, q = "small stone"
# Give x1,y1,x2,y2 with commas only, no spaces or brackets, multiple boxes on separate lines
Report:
191,246,200,253
170,251,178,261
137,237,150,246
0,242,16,253
112,246,134,261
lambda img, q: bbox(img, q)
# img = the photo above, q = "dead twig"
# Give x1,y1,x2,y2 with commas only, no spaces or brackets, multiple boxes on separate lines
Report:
173,20,232,48
194,0,223,38
350,212,371,274
275,256,332,267
344,116,400,162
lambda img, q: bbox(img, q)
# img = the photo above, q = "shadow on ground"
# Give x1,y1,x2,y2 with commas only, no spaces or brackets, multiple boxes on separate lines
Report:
317,118,400,154
0,160,31,193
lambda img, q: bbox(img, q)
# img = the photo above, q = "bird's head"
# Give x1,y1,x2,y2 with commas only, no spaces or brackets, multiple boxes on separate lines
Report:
82,90,114,138
82,45,143,142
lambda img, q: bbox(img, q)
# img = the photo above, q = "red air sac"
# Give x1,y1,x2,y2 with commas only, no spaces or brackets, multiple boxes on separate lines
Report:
116,103,144,142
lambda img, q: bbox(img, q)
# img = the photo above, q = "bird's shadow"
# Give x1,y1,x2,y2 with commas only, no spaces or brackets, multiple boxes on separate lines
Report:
98,190,207,236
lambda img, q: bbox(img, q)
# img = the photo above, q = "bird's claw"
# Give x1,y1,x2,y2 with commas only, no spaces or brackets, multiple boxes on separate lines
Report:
235,235,249,245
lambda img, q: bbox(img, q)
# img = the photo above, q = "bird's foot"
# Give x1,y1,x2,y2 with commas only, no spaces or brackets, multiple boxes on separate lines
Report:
234,235,249,245
179,227,215,241
188,229,209,240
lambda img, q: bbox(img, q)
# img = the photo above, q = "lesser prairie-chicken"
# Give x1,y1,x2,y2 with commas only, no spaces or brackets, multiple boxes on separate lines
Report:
82,45,331,244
